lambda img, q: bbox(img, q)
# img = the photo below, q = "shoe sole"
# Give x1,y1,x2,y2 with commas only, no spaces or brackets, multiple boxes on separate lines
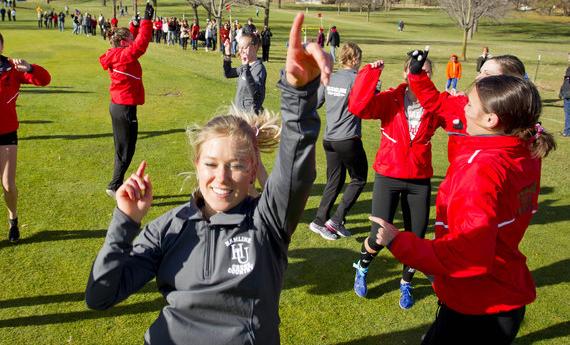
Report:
309,223,339,241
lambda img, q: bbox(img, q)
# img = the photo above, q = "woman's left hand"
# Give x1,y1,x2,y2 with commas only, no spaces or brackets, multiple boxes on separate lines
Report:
369,216,400,247
12,59,32,72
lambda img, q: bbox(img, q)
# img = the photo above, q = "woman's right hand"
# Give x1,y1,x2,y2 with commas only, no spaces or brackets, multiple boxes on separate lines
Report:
116,160,153,224
369,60,384,70
285,13,332,87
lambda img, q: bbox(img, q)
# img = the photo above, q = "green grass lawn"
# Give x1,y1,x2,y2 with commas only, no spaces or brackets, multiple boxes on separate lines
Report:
0,1,569,344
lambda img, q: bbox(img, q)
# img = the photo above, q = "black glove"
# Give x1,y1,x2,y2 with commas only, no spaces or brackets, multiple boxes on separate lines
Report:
144,3,154,20
408,46,430,74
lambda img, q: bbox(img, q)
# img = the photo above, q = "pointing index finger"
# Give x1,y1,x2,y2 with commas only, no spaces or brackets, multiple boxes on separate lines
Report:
135,160,147,177
288,13,304,50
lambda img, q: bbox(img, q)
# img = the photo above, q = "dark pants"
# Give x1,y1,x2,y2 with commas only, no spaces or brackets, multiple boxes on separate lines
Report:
421,304,525,345
314,138,367,226
108,103,138,191
369,174,431,281
262,44,270,62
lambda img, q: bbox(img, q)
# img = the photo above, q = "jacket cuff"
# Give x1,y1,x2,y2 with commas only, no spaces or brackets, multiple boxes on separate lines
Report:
106,207,142,245
277,69,320,96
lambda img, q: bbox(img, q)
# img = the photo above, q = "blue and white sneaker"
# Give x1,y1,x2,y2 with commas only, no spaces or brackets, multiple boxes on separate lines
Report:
353,261,368,298
399,282,414,309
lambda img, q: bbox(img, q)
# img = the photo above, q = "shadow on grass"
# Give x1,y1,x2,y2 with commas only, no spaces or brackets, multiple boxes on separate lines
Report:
19,120,53,124
19,128,185,141
20,89,93,94
0,298,164,328
151,194,191,207
0,283,155,309
333,323,429,345
515,321,570,345
532,258,570,288
543,98,563,109
0,229,106,250
285,247,414,298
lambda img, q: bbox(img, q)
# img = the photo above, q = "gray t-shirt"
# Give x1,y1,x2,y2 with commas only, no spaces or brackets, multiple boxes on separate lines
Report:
317,68,361,141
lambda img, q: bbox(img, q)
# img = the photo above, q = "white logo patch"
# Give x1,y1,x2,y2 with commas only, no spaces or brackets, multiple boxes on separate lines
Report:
225,236,254,275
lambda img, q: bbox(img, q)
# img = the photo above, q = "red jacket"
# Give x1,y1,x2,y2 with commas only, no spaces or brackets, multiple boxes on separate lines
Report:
129,21,139,38
100,19,152,105
389,134,539,315
0,59,51,135
153,19,162,31
220,27,229,43
111,17,118,27
191,24,200,40
407,72,468,162
348,65,445,179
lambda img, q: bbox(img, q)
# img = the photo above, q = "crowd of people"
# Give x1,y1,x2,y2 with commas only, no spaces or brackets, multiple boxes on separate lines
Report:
0,4,565,344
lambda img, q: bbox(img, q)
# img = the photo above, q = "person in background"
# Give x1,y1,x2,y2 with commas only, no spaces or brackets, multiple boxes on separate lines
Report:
260,25,272,62
326,25,340,63
559,65,570,137
445,53,462,93
309,42,367,241
317,27,325,48
0,32,51,243
100,3,154,197
476,46,491,73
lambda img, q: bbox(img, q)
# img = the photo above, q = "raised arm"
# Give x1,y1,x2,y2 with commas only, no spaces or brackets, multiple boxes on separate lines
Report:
123,4,153,60
257,13,331,242
348,62,395,120
223,41,239,78
13,60,51,86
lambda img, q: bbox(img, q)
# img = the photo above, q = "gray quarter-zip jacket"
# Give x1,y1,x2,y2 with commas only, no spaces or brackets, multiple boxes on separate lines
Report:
223,58,267,113
317,68,361,141
85,73,321,345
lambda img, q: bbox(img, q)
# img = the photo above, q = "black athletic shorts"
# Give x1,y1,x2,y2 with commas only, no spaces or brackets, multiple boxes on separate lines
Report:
0,131,17,146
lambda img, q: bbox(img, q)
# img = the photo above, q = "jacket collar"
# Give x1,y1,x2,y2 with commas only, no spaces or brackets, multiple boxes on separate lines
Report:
450,133,530,158
186,192,252,226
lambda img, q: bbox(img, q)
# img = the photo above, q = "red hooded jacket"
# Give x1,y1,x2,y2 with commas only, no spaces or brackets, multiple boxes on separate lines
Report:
99,19,152,105
0,59,51,135
348,65,447,179
389,134,539,315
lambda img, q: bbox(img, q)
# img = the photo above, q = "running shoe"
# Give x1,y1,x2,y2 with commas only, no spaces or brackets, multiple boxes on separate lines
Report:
399,282,414,309
105,189,116,199
325,219,351,237
309,221,339,241
8,224,19,243
353,261,368,298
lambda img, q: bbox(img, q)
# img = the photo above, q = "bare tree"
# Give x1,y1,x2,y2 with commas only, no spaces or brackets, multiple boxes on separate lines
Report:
439,0,510,60
187,0,203,23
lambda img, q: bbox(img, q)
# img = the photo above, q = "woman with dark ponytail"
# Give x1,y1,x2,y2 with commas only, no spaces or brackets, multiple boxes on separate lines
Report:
371,73,555,345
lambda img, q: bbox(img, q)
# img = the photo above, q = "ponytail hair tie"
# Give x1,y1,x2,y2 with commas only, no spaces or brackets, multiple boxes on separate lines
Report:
532,122,544,143
253,126,260,137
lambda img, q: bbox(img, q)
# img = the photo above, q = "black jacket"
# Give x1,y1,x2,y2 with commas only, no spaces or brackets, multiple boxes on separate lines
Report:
560,67,570,99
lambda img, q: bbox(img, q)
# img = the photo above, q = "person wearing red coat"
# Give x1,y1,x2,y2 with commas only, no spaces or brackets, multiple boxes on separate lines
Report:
373,66,556,344
407,54,527,163
348,57,447,309
219,22,230,53
190,19,200,50
100,4,153,196
0,32,51,243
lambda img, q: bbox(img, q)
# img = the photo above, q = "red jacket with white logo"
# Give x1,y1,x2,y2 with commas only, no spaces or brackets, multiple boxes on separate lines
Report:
0,59,51,135
389,134,539,315
407,72,469,162
348,65,446,179
99,19,152,106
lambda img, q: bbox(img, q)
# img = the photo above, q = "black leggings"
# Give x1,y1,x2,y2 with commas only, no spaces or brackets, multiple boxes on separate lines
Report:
421,304,525,345
108,102,138,191
369,174,431,281
314,138,368,226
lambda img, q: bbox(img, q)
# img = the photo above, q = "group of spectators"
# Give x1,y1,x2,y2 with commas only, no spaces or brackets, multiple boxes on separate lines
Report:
0,7,16,21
